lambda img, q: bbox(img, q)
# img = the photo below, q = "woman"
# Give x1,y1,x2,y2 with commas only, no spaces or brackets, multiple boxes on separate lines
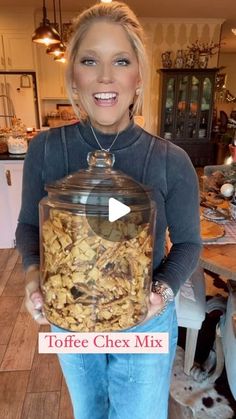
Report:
16,2,201,418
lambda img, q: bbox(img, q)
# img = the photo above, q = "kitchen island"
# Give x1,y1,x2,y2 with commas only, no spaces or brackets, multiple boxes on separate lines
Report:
0,152,25,161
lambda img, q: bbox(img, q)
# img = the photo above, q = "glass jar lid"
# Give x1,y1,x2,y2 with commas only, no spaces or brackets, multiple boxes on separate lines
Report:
46,150,154,211
44,150,156,242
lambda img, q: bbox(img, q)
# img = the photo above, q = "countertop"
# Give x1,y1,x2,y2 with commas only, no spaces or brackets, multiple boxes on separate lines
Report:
0,152,26,160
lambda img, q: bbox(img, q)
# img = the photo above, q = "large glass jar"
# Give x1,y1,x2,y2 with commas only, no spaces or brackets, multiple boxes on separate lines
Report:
39,150,156,332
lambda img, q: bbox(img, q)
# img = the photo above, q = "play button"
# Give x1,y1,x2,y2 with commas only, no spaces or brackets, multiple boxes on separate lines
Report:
85,177,154,242
108,198,131,222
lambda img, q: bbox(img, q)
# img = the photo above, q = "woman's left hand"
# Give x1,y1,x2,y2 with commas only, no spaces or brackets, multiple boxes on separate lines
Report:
144,291,166,322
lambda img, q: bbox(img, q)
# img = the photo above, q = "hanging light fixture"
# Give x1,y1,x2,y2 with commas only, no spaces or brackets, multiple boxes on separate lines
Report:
47,41,66,56
54,55,66,63
53,0,66,63
46,0,66,56
32,0,61,46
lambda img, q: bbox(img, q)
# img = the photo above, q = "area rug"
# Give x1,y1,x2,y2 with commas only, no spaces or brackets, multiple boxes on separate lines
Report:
170,271,236,418
170,346,234,418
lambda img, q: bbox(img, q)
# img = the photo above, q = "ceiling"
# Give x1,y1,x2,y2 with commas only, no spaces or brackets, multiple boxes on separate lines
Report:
1,0,236,52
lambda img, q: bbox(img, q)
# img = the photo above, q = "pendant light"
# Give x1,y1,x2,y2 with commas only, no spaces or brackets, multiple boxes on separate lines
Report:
46,0,66,56
47,41,66,57
53,0,66,63
32,0,61,46
54,55,66,63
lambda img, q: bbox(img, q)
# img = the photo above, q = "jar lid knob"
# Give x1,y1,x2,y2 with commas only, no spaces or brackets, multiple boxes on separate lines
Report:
87,150,115,168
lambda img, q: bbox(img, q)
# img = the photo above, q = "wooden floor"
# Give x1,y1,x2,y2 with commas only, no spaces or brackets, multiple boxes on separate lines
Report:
0,249,74,419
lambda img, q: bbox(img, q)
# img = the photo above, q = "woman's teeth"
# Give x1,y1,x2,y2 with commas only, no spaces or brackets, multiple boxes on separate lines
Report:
94,92,117,100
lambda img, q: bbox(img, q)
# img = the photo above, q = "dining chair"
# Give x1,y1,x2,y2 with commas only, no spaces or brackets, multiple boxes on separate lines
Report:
220,281,236,399
166,234,206,375
175,266,206,375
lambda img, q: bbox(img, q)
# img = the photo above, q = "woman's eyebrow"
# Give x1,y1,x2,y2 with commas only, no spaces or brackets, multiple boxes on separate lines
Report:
78,49,97,56
113,51,132,58
78,49,132,57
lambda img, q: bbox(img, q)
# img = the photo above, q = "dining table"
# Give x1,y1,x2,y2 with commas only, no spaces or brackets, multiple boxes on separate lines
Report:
200,243,236,280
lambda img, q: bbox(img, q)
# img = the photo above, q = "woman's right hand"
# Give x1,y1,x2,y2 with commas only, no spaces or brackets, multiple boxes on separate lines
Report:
25,266,49,325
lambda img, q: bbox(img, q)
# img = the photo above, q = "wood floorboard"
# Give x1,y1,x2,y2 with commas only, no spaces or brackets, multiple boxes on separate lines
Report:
27,344,62,393
0,370,30,419
20,392,60,419
0,345,7,365
0,300,39,371
58,380,74,419
2,263,25,297
0,249,18,271
0,296,23,345
0,270,13,296
0,249,74,418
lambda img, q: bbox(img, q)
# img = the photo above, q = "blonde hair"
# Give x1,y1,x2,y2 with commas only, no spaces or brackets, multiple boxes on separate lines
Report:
66,1,148,120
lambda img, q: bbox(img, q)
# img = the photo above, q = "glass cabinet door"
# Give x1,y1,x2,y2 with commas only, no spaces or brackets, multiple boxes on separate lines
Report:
159,69,217,166
163,77,175,140
160,69,216,142
199,77,212,138
176,76,188,139
188,75,200,139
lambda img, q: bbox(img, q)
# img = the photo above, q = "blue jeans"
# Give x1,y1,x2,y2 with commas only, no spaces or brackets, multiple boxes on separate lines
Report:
51,301,178,419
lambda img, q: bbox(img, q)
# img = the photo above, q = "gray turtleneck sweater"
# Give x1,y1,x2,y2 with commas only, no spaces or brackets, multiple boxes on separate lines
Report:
16,121,202,295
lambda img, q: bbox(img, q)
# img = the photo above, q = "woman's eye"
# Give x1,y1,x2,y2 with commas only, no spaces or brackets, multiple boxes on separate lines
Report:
115,59,130,66
81,59,96,66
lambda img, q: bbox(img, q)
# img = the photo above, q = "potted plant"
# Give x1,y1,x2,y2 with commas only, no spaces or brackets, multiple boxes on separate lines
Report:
187,40,220,69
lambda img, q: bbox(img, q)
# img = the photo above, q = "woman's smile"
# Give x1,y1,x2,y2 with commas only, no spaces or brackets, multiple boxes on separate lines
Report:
93,91,118,107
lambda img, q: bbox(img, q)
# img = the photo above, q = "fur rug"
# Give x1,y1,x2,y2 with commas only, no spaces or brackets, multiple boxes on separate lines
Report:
170,346,234,418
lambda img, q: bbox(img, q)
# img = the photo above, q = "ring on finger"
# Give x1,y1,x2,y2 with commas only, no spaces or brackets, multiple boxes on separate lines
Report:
33,310,43,320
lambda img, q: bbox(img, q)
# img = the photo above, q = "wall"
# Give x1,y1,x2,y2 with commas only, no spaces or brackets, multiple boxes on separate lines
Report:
0,7,35,31
140,18,223,134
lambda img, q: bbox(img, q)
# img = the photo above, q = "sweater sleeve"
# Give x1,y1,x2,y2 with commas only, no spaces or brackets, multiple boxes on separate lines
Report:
153,142,202,295
15,132,47,270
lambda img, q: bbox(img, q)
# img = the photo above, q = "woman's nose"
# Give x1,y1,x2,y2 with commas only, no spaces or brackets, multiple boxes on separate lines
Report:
97,63,114,84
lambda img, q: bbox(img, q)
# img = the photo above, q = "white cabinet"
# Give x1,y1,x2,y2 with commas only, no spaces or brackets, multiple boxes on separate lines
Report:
0,33,34,71
0,160,24,248
37,46,66,99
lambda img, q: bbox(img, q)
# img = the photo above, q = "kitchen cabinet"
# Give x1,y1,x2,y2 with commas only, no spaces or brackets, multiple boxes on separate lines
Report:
0,160,24,248
0,33,34,71
37,47,67,99
158,68,218,166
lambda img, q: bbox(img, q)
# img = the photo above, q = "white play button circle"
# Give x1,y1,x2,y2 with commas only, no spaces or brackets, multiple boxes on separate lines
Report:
108,198,131,222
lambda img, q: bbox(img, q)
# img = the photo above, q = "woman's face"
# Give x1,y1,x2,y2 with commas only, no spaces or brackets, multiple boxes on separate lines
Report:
73,21,140,133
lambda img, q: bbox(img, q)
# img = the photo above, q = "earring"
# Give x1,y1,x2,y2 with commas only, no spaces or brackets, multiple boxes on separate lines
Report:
136,87,141,96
